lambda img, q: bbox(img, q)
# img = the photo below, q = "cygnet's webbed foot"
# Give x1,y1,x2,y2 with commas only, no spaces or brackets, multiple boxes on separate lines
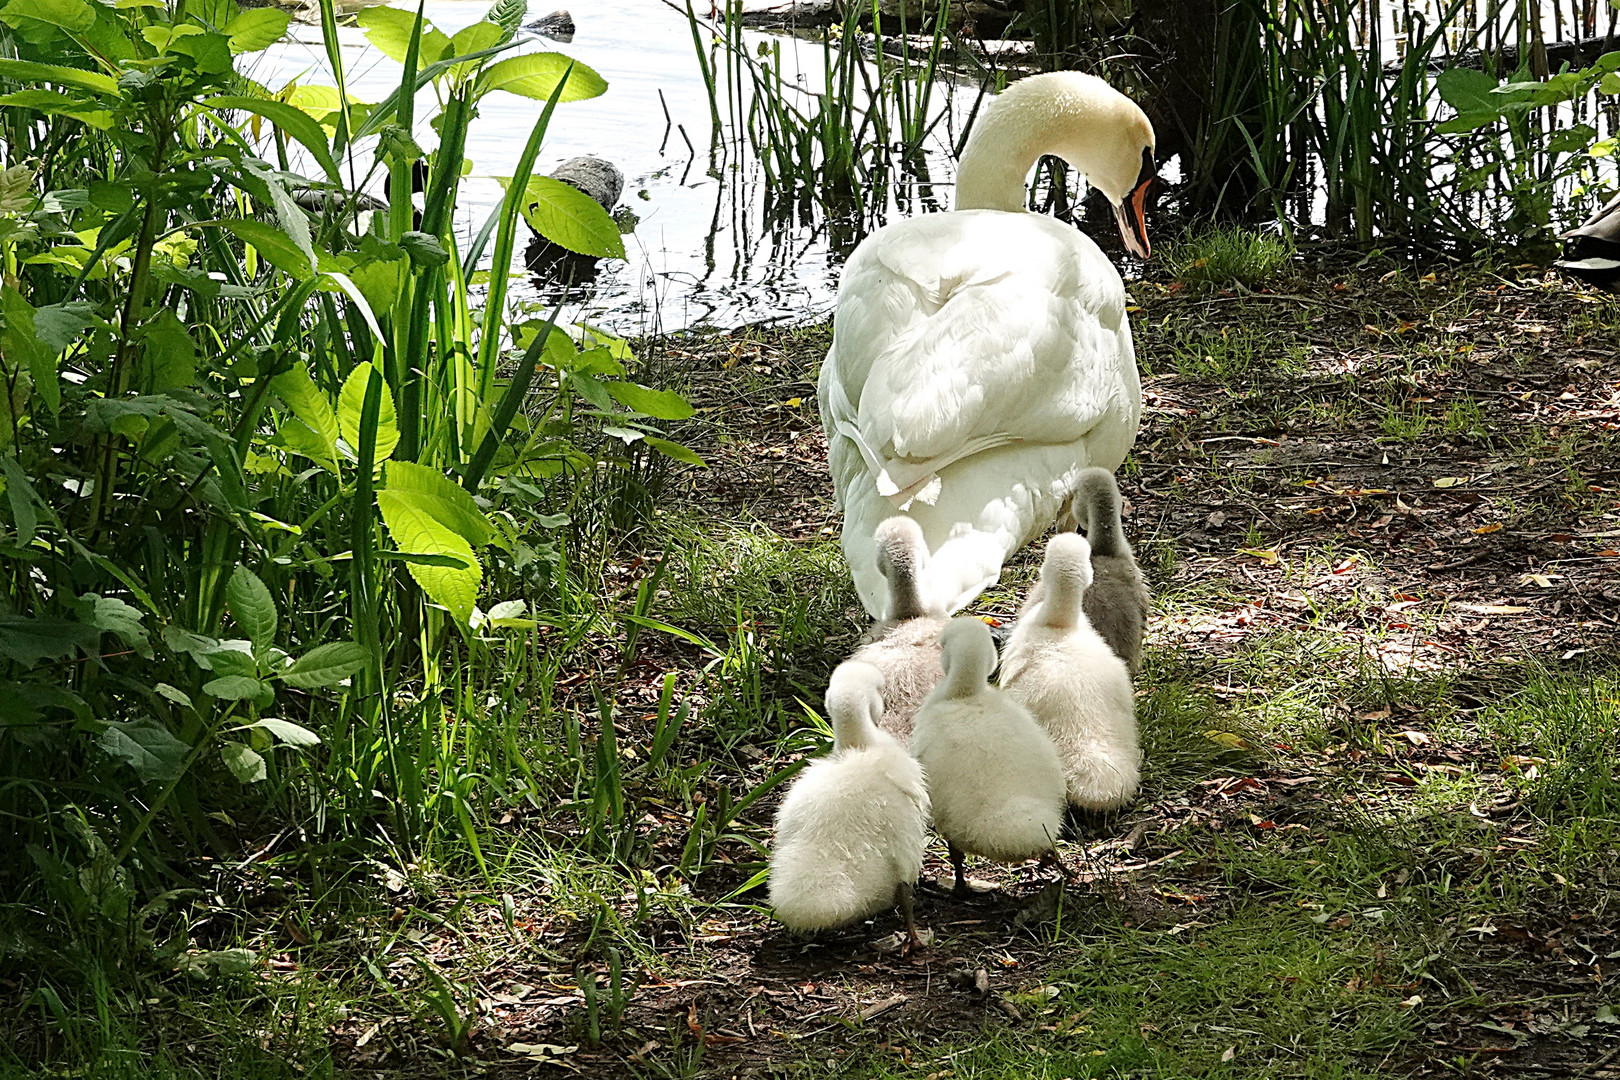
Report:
949,844,973,899
896,881,932,956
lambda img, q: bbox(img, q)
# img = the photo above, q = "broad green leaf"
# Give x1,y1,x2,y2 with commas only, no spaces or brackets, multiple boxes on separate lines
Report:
570,371,614,412
32,301,95,354
450,19,502,59
220,219,316,280
0,615,98,666
399,230,448,267
0,58,118,95
485,0,524,39
224,7,290,51
1437,67,1499,114
222,741,266,783
251,717,321,746
643,435,706,467
606,381,694,420
98,720,189,782
270,362,339,460
208,94,340,186
78,593,149,653
171,31,233,74
337,361,399,463
279,641,369,688
155,683,193,708
507,176,625,259
384,460,494,546
356,5,451,65
225,566,277,654
275,418,338,470
477,52,606,102
200,645,258,679
0,90,112,129
0,285,56,414
204,675,268,700
0,0,96,36
139,309,198,392
377,490,480,625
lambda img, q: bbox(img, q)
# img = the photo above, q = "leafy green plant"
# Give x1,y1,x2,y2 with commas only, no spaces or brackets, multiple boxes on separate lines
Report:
0,0,701,1011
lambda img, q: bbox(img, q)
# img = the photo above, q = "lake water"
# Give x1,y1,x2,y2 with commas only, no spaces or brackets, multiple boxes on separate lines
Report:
249,0,970,335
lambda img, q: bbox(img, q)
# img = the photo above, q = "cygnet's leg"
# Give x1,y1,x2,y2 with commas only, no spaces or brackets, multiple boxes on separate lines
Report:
1038,848,1074,886
896,881,928,955
949,844,972,898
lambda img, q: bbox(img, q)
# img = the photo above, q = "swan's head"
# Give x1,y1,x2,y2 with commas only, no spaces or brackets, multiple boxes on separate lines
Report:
937,616,997,692
957,71,1157,258
826,660,886,751
874,515,944,620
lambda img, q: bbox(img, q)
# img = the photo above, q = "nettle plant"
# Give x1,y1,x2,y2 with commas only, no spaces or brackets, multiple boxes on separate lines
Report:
0,0,698,934
1439,53,1620,238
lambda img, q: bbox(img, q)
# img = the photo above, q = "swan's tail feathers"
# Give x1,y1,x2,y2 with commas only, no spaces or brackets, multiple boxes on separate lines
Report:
928,532,1007,615
869,431,1022,508
1076,467,1129,558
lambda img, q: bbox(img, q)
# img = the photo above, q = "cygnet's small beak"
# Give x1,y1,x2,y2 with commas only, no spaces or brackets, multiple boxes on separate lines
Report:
1114,147,1155,259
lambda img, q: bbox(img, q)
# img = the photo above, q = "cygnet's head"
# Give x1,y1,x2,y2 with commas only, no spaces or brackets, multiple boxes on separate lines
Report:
874,515,942,621
1036,533,1093,627
825,660,886,751
937,617,997,694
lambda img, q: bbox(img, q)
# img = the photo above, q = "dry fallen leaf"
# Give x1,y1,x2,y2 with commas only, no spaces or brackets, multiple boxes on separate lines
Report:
1432,477,1468,489
1519,573,1556,588
1401,730,1432,746
1473,523,1503,534
1237,547,1281,565
1455,603,1530,615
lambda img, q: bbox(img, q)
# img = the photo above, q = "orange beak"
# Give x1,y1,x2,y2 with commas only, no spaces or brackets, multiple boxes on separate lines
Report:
1114,148,1155,259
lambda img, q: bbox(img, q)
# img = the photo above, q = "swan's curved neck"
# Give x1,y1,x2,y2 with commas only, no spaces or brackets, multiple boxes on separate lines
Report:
955,121,1053,213
954,77,1133,213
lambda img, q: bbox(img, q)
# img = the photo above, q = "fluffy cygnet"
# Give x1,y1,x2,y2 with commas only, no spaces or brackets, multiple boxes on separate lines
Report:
1001,533,1141,812
910,618,1066,895
768,661,931,944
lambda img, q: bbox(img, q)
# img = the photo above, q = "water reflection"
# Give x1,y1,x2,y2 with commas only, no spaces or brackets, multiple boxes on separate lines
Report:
252,0,969,335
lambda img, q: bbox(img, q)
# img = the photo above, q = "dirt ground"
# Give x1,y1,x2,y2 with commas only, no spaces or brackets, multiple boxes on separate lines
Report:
323,254,1620,1079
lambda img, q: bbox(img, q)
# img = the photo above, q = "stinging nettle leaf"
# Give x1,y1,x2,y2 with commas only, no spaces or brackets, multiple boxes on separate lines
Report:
98,719,189,783
383,460,495,546
279,641,369,688
226,566,277,654
606,381,694,420
222,741,267,783
224,7,291,52
377,490,480,625
506,176,626,259
251,717,321,747
337,361,399,463
204,675,269,701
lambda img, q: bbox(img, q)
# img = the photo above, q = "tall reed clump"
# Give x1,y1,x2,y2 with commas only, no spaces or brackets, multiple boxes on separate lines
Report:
684,0,966,232
1180,0,1612,244
0,0,696,987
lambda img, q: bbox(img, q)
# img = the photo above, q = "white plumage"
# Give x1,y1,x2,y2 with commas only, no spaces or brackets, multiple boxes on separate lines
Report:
849,516,947,745
768,661,931,937
1001,533,1141,811
820,72,1156,617
909,617,1067,893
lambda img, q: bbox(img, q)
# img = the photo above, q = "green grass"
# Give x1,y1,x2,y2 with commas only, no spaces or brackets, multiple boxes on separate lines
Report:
1165,227,1296,291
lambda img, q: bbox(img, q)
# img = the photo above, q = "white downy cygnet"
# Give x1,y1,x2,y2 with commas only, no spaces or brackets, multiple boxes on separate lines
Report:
910,617,1067,895
768,661,931,946
1001,533,1141,812
849,516,947,744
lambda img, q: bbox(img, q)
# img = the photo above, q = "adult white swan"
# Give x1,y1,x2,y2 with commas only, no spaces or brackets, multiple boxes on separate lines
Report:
819,72,1155,618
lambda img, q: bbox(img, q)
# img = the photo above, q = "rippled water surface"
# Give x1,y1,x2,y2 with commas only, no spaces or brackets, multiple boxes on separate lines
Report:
250,0,970,334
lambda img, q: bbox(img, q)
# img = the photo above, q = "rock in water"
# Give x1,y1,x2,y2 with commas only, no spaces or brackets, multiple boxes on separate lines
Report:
524,156,625,285
524,9,574,41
